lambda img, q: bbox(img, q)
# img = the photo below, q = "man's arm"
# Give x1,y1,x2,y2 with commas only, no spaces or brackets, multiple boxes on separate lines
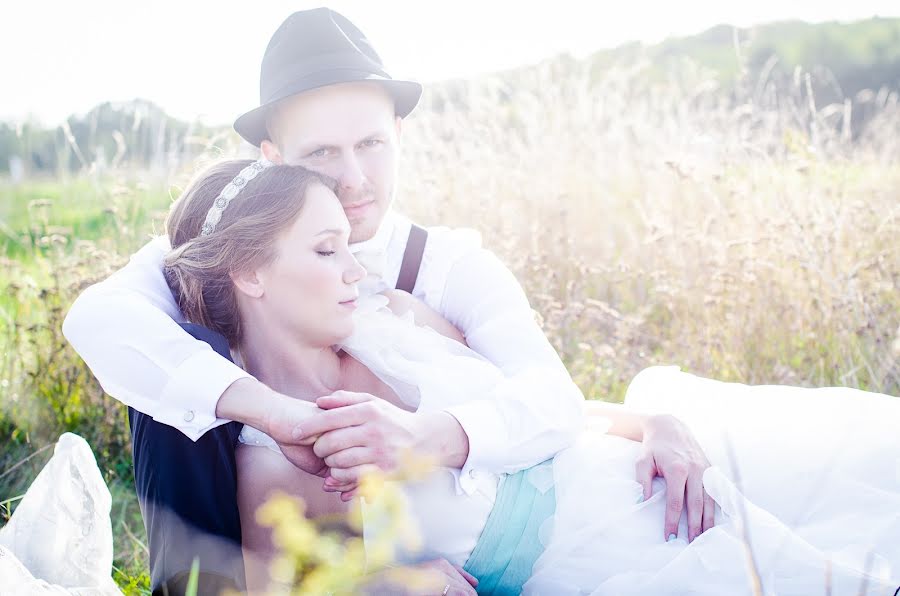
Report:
388,286,664,467
431,246,586,492
63,237,251,440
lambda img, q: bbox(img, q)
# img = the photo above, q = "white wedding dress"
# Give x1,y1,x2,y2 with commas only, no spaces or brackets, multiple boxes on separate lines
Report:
5,297,899,595
242,294,900,595
525,366,900,595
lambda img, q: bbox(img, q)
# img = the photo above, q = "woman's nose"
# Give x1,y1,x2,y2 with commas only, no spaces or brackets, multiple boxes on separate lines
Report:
344,254,367,285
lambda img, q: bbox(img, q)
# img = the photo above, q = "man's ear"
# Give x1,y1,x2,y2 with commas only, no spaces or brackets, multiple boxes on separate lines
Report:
230,268,265,299
260,140,285,164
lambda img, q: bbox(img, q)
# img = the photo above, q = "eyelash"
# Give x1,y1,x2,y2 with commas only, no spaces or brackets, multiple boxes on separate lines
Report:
317,250,335,257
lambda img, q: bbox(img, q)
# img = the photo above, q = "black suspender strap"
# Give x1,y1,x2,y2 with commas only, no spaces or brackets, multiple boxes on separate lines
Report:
395,223,428,293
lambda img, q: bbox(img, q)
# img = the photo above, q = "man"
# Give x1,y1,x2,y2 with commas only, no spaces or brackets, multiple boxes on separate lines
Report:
63,8,712,595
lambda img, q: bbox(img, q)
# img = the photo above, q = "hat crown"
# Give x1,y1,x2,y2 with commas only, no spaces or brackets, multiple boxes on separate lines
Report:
234,7,421,147
260,8,385,102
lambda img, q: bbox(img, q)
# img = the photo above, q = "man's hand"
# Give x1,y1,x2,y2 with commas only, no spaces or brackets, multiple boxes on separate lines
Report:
635,414,715,543
362,558,478,596
295,391,469,500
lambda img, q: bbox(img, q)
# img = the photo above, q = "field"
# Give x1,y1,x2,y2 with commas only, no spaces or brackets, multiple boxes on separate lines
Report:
1,59,898,592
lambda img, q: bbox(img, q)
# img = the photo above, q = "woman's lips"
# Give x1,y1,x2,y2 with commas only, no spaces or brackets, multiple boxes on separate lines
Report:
340,299,358,310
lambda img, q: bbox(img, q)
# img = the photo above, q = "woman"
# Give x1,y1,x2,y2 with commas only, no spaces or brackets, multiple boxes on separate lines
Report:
162,158,900,595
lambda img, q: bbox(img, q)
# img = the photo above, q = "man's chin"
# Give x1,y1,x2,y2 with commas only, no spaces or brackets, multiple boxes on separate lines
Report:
348,219,380,244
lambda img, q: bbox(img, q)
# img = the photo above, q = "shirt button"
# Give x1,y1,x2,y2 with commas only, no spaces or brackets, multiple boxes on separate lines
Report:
183,410,195,422
468,469,477,479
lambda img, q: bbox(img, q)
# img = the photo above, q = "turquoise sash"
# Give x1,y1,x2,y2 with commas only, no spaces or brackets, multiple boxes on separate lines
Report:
463,461,556,595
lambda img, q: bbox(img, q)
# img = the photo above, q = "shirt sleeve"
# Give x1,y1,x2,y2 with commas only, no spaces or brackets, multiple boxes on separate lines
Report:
436,247,585,495
62,236,251,441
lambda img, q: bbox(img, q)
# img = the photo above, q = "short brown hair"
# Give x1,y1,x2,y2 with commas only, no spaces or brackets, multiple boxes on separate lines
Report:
164,160,337,346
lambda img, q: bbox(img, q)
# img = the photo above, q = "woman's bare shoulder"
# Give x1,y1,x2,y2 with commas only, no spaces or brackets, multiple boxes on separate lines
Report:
379,289,465,344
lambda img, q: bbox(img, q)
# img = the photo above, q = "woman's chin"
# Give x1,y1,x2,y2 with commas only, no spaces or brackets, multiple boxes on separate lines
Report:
327,321,356,345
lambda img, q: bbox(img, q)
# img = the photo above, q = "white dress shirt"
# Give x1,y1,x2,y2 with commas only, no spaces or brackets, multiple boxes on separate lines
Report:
62,211,585,495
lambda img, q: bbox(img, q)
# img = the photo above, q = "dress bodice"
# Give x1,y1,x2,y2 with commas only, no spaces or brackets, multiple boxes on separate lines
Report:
240,294,508,566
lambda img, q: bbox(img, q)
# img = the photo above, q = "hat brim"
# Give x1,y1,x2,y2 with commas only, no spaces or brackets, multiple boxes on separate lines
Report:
234,72,422,147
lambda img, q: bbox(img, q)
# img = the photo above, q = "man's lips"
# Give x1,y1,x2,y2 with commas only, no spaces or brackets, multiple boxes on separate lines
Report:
342,199,375,213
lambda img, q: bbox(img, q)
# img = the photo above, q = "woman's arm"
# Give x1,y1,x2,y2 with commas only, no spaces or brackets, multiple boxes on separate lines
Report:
236,445,353,593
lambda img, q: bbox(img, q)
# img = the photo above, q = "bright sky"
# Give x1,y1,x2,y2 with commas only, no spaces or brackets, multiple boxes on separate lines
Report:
4,0,898,127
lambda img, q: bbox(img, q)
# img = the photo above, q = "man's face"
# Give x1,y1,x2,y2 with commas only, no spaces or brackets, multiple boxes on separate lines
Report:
262,82,402,244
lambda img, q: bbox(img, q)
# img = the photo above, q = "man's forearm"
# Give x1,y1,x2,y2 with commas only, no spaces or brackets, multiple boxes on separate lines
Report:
217,378,323,447
215,377,279,432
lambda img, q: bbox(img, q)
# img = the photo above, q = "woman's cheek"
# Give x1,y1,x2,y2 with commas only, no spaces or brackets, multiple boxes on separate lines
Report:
302,260,344,301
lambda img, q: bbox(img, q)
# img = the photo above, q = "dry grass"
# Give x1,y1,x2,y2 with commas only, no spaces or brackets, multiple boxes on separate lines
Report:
0,57,898,592
397,58,900,399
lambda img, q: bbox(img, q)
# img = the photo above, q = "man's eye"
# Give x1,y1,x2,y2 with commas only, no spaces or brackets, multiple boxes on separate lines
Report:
316,250,335,257
308,148,329,158
362,139,382,148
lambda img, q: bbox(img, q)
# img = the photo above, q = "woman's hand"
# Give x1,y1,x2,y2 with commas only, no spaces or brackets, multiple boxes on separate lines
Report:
636,414,715,542
361,558,478,595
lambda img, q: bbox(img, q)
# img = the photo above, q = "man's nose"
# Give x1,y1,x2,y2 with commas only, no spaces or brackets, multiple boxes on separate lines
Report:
337,153,366,194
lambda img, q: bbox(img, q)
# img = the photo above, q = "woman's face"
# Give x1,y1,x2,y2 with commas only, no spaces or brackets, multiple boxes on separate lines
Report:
250,182,366,347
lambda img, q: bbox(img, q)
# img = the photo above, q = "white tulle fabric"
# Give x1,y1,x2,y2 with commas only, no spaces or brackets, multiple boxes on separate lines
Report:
241,294,508,566
0,433,121,595
247,299,900,593
524,366,900,595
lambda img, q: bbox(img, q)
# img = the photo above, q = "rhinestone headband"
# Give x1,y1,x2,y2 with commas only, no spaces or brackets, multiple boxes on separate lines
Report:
200,158,275,236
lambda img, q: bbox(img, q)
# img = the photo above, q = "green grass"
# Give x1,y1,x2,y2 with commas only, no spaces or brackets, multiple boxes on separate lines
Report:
0,175,170,261
0,174,168,593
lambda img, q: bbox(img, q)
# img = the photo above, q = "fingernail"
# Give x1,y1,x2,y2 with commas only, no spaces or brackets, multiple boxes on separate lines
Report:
667,533,677,542
636,494,644,504
291,426,303,440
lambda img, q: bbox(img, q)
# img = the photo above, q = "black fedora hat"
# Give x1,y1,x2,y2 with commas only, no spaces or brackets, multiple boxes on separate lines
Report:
234,8,422,147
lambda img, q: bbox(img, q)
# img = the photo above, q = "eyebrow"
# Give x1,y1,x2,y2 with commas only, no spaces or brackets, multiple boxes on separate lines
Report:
315,228,348,237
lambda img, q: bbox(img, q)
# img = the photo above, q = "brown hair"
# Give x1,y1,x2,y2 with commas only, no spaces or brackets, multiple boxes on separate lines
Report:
164,159,337,346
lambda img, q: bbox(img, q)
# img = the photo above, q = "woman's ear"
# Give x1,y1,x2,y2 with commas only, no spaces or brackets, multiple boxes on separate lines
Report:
230,268,265,299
